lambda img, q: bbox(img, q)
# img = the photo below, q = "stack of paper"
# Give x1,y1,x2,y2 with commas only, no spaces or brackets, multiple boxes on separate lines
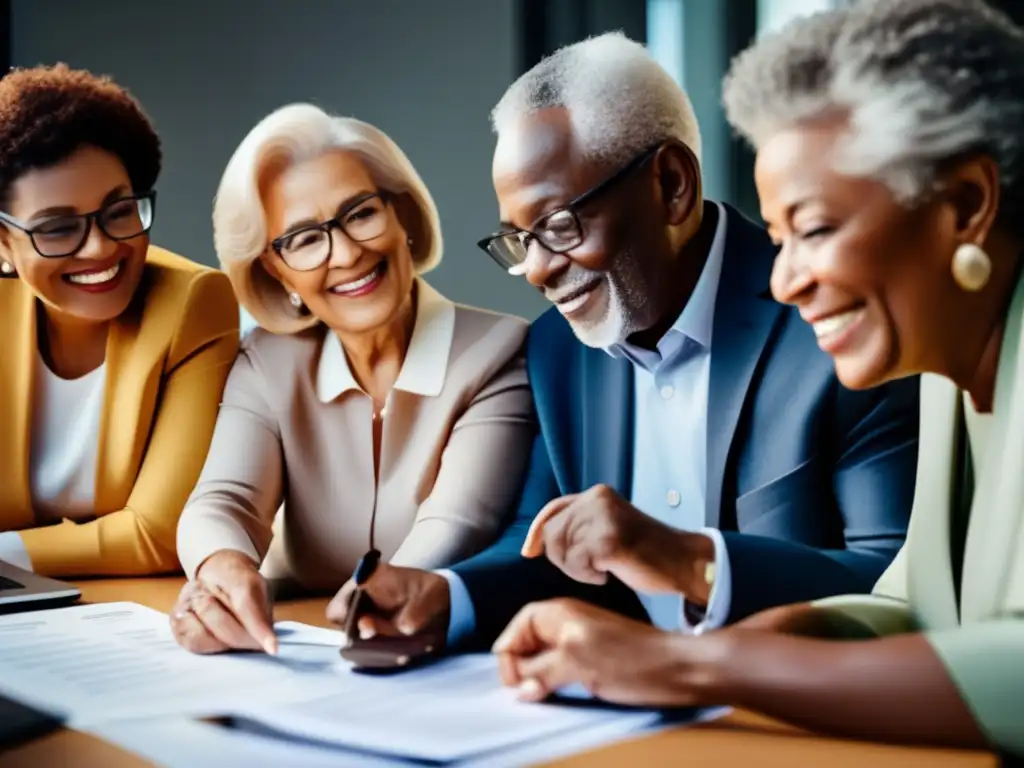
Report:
86,711,684,768
0,602,725,765
231,653,661,763
0,603,344,723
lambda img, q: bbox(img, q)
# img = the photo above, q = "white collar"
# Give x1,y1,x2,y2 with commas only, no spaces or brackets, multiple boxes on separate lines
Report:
316,278,456,403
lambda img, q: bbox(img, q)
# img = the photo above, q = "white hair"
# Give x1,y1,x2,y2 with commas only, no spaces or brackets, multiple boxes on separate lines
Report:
490,31,702,170
723,0,1024,230
213,103,443,334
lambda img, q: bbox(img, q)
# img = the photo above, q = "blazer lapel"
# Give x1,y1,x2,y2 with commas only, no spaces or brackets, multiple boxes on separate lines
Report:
581,346,634,495
907,376,961,628
960,276,1024,622
0,281,37,530
93,288,162,512
705,210,784,529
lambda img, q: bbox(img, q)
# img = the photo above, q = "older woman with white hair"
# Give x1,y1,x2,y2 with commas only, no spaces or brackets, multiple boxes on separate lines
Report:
489,0,1024,756
170,104,534,655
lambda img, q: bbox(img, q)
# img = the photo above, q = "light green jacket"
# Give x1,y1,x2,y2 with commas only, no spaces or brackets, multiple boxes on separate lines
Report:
815,275,1024,756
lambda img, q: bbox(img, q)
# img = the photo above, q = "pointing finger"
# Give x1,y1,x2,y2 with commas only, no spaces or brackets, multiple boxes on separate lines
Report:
522,494,579,558
228,578,277,655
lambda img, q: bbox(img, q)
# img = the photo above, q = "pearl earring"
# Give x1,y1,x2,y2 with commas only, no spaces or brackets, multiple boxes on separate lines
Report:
288,291,303,308
407,237,414,247
951,243,991,292
0,261,12,275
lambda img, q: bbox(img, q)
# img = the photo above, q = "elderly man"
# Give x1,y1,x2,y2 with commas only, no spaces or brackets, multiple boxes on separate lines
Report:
328,32,919,657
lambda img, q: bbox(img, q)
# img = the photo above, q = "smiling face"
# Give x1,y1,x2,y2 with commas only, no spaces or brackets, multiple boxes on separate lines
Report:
756,119,971,389
492,108,690,348
2,144,150,324
259,149,416,337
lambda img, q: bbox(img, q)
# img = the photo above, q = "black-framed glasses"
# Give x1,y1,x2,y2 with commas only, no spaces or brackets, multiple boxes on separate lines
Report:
0,191,156,258
476,144,661,273
270,192,392,272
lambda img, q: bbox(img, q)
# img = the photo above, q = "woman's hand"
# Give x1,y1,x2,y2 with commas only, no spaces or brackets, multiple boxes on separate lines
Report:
492,598,730,707
733,602,817,633
734,602,881,640
170,549,277,655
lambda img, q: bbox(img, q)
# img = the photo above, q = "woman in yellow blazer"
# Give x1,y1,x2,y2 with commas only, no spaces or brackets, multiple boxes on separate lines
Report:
0,65,239,577
487,0,1024,756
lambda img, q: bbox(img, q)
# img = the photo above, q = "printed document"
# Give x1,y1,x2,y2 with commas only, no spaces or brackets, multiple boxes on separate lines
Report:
0,602,344,725
86,710,694,768
232,654,662,763
0,602,719,764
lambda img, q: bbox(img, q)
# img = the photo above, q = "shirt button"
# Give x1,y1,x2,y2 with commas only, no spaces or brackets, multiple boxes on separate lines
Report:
667,489,681,507
660,385,675,400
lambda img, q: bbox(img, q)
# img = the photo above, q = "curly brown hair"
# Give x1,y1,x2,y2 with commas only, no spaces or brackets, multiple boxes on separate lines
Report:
0,63,161,205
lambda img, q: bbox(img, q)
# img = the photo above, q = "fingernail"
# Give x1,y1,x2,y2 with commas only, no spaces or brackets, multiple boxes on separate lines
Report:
517,678,544,701
264,639,278,656
359,627,375,640
492,634,510,653
398,623,414,636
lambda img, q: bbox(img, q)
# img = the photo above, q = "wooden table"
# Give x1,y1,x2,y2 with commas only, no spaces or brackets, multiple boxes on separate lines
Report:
0,579,999,768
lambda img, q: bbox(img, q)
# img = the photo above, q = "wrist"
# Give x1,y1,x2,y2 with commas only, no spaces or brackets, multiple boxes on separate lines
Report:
706,630,837,711
425,572,453,636
674,531,716,605
196,548,258,580
661,627,739,704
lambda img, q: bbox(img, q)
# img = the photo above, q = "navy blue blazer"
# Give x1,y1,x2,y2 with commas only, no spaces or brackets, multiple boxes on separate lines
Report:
453,204,920,646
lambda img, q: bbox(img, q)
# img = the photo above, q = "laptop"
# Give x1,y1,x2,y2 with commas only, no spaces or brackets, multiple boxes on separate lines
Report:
0,561,81,613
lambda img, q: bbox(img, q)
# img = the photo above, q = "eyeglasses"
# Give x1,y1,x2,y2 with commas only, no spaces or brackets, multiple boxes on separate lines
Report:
270,193,392,272
476,145,661,273
0,192,156,258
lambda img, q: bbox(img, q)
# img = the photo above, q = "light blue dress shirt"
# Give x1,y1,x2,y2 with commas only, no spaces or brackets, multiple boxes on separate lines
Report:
441,203,734,644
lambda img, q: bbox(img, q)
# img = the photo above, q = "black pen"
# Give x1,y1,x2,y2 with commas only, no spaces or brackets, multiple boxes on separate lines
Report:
343,548,381,644
345,399,385,645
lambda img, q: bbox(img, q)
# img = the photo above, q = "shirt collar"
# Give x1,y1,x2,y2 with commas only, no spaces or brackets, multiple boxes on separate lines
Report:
608,201,729,370
316,278,456,403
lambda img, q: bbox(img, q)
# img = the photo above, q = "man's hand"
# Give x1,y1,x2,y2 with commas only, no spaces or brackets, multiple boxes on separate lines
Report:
326,563,451,641
521,484,715,603
492,598,728,706
170,549,277,655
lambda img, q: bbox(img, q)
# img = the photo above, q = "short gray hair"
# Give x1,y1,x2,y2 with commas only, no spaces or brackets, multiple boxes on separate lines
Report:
213,103,442,334
723,0,1024,231
491,31,702,170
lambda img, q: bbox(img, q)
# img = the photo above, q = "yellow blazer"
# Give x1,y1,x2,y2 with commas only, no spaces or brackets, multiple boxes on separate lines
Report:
815,275,1024,755
0,246,239,577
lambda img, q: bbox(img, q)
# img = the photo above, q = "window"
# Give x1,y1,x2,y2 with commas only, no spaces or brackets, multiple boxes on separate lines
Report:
646,0,685,86
757,0,840,37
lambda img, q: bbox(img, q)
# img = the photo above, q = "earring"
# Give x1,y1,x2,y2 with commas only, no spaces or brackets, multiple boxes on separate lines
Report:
407,237,414,247
0,260,12,275
288,291,303,309
952,243,992,292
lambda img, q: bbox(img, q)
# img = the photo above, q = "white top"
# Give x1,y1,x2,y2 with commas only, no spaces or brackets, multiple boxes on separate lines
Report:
29,354,106,522
0,356,106,572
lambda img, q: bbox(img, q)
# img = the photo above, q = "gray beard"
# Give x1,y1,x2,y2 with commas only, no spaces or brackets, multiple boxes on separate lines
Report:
548,251,649,349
